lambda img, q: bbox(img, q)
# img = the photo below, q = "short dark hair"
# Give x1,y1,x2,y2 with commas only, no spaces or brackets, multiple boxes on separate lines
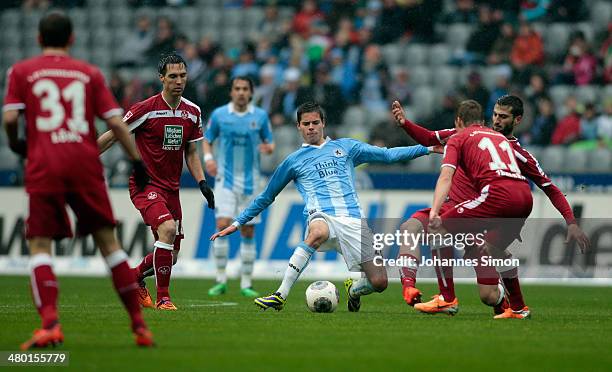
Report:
456,100,482,125
231,76,254,93
158,53,187,76
296,101,326,124
496,95,524,117
39,11,73,48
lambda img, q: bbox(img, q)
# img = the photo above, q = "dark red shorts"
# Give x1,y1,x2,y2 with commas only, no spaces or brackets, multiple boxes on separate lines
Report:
26,187,116,240
440,182,533,248
130,185,183,249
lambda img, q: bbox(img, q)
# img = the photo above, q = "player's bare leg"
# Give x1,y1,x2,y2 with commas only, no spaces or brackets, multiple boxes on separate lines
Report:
21,237,63,350
153,220,178,310
94,227,154,346
239,225,259,298
485,242,530,319
208,217,233,296
397,218,423,306
254,220,327,311
345,259,388,313
464,245,509,315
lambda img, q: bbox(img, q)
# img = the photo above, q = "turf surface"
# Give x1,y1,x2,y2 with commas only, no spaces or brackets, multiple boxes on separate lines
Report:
1,275,611,371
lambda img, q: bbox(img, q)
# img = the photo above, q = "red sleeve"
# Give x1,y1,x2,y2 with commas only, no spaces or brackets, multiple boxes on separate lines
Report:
542,185,576,225
188,110,204,142
123,99,151,131
401,118,455,146
514,144,576,225
91,68,122,119
3,66,26,111
441,136,460,169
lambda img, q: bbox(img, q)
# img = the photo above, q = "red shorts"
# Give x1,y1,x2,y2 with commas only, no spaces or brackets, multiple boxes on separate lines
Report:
440,182,533,248
411,200,457,232
26,186,116,240
130,185,184,249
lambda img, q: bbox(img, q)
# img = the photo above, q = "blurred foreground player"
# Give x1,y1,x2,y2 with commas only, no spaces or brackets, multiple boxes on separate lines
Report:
211,102,436,312
98,53,215,310
2,12,153,348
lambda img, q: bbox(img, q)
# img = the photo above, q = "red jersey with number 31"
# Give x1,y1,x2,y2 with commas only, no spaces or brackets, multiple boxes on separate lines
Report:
442,125,528,191
3,54,122,193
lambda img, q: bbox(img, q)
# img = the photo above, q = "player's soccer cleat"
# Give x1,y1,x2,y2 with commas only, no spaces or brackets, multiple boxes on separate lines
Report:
254,292,286,311
414,294,459,315
344,278,361,312
137,282,154,308
207,282,227,296
494,306,531,319
20,324,64,350
133,327,155,347
156,297,177,311
240,287,260,298
402,286,422,306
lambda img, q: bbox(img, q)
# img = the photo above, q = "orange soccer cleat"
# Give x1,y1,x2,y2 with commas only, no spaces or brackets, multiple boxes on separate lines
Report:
133,327,155,347
20,324,64,350
137,282,154,308
156,297,177,311
402,286,422,306
494,306,531,319
414,294,459,315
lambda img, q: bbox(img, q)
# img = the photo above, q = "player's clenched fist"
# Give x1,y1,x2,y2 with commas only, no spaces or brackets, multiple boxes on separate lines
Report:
391,100,406,126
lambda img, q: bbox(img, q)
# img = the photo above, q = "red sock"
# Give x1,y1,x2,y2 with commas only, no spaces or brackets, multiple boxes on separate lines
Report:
105,250,145,331
432,247,455,301
136,253,154,282
30,255,59,329
154,245,173,300
398,253,419,288
500,268,526,310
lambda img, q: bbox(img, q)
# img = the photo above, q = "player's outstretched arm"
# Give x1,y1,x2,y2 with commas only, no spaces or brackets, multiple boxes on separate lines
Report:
2,110,26,157
351,140,432,166
391,100,450,146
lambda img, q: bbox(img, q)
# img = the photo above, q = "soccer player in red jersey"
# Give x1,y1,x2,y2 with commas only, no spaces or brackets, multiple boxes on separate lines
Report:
393,97,589,318
98,53,215,311
2,12,154,348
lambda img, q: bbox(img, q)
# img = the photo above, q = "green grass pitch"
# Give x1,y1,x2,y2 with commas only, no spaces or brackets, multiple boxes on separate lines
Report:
1,275,611,371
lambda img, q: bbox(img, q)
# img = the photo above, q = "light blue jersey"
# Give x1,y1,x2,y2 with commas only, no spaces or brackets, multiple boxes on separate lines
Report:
205,103,274,195
235,137,430,225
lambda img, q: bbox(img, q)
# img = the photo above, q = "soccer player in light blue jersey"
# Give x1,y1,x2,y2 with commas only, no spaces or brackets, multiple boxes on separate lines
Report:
203,76,275,298
211,101,437,311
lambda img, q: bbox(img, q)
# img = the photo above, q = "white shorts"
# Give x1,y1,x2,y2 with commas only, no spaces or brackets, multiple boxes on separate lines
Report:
214,185,260,225
306,212,375,272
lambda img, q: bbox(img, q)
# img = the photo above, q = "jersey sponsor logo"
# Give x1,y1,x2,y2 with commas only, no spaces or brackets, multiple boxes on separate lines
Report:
147,192,158,200
231,134,249,146
314,159,340,178
163,125,183,150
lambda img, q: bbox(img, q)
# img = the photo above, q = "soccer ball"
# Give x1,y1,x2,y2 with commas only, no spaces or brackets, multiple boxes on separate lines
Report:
305,281,339,313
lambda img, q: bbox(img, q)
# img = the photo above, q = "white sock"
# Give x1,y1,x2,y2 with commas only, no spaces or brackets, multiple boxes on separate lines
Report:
240,237,256,289
103,250,128,269
495,282,506,306
277,243,315,299
349,276,375,298
213,237,229,284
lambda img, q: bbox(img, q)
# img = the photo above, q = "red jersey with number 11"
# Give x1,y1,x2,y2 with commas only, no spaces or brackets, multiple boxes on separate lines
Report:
442,125,528,191
3,54,122,193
